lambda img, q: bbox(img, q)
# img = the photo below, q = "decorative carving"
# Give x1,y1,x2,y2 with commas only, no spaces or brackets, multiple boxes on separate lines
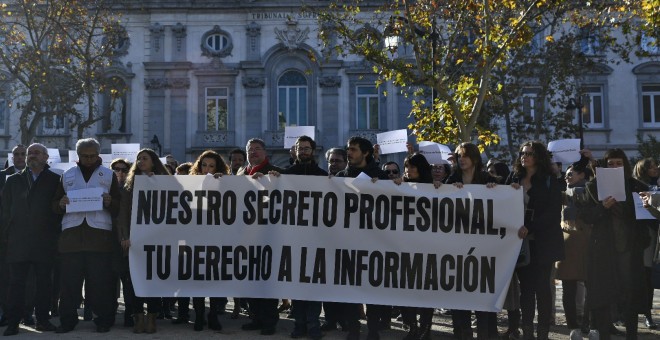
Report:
319,76,341,88
172,23,187,52
169,77,190,89
274,19,310,51
243,76,265,88
350,130,378,143
246,21,261,38
203,133,228,143
144,78,168,90
150,23,164,52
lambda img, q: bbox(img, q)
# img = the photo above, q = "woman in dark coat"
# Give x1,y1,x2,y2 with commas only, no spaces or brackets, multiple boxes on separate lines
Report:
445,143,498,340
505,141,564,340
580,149,649,339
393,153,439,340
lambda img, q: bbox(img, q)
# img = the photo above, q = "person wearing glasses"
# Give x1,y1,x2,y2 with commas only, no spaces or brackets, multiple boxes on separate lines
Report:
382,161,401,180
269,135,327,340
505,141,564,340
325,148,347,176
52,138,121,334
110,159,131,187
237,138,282,336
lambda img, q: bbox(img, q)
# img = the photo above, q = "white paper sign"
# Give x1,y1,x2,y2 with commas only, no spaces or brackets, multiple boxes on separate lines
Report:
548,139,581,163
633,193,656,220
356,172,372,180
100,154,113,169
49,162,77,176
419,141,452,164
68,150,78,163
47,148,61,164
111,143,141,162
66,187,104,213
596,167,626,201
376,129,408,155
284,126,315,149
7,153,13,167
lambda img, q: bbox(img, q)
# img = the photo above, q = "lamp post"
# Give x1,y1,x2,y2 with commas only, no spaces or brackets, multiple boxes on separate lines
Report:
150,134,162,156
566,98,584,148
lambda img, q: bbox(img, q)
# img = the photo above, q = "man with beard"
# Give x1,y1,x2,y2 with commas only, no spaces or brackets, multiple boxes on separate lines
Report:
270,135,327,339
52,138,121,334
1,143,61,336
334,136,389,340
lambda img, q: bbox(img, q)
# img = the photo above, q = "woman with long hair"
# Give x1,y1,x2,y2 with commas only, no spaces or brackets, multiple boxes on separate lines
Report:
393,153,437,340
445,143,499,340
505,141,564,340
580,149,649,339
188,150,230,331
118,148,170,334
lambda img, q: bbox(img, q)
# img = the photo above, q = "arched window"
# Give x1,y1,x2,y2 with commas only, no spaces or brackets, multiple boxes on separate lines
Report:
277,70,308,129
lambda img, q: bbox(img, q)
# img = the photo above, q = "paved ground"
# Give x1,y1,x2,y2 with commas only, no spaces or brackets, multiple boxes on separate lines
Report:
4,286,660,339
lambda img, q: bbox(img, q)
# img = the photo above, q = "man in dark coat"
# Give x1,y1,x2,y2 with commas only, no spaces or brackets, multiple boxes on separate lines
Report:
334,136,389,340
238,138,283,336
0,145,27,327
1,143,61,336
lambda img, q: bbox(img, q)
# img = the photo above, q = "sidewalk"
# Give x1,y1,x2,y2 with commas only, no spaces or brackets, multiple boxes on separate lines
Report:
5,288,660,339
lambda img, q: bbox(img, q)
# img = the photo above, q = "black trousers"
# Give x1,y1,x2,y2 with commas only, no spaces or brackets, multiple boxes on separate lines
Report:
58,252,116,328
518,258,553,337
248,298,279,328
6,262,52,324
322,301,343,326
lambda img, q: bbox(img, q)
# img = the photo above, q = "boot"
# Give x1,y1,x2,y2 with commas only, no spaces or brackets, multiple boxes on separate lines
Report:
194,309,204,331
207,311,222,331
403,323,418,340
145,313,157,334
521,325,535,340
133,313,144,334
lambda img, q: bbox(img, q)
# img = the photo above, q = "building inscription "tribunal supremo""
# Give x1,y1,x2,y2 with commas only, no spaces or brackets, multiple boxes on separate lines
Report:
249,12,317,20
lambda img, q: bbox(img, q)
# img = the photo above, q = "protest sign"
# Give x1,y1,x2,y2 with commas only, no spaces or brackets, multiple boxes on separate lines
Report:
284,126,315,149
418,141,452,164
129,175,523,312
548,139,581,163
377,129,408,154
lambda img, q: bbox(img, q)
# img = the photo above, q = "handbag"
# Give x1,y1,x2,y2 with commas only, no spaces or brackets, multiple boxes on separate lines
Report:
516,237,530,268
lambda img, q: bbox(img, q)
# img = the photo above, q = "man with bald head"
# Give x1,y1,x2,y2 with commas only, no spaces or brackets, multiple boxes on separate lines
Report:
1,143,61,335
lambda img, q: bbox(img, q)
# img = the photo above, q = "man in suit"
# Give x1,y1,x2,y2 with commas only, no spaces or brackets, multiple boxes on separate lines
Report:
1,143,61,335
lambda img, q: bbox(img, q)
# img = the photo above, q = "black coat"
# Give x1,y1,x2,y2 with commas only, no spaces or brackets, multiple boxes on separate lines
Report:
1,168,61,263
282,161,328,176
335,160,388,180
580,177,649,310
506,172,564,264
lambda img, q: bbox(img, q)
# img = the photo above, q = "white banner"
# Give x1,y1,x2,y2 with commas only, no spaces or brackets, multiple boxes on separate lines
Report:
129,175,523,312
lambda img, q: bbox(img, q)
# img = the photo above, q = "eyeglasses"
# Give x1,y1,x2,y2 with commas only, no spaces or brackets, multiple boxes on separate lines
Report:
12,152,26,156
385,169,399,175
113,168,129,174
519,151,535,158
79,153,99,159
297,147,313,153
328,159,344,164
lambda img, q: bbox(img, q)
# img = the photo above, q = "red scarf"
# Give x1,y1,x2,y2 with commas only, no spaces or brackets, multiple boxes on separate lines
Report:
245,158,269,176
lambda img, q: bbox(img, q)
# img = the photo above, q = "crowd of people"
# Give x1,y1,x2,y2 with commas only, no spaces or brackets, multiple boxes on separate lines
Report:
0,136,658,340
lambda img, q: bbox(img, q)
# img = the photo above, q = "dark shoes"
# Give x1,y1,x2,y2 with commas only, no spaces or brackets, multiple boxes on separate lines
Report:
320,323,337,331
207,313,222,331
20,316,34,326
2,324,18,336
96,325,110,333
171,316,189,325
55,324,75,334
35,321,56,332
0,317,8,327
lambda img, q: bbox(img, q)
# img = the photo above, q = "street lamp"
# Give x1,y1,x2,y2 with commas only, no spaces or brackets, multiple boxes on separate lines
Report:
150,134,162,156
566,98,584,148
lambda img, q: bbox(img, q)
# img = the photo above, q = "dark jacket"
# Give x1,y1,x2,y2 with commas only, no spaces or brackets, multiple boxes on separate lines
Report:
580,177,648,309
282,161,328,176
445,170,497,185
506,171,564,264
51,163,121,253
1,167,61,263
335,160,388,180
